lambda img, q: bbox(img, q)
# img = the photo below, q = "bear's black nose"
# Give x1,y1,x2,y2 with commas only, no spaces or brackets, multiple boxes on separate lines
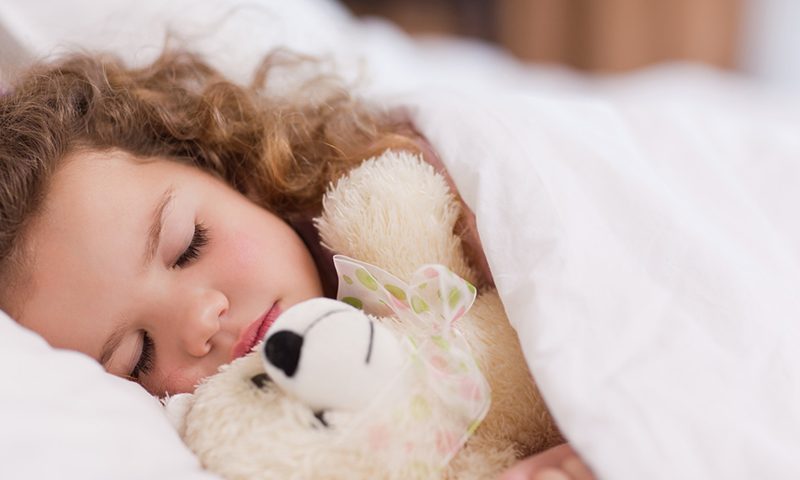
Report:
264,330,304,377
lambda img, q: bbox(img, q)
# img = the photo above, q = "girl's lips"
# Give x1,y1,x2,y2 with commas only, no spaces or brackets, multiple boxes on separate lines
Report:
231,304,281,361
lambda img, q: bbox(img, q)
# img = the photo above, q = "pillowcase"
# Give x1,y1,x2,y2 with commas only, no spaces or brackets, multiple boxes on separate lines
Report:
0,309,220,479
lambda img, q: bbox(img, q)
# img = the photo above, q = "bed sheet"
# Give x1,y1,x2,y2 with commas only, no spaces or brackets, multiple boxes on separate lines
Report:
401,81,800,479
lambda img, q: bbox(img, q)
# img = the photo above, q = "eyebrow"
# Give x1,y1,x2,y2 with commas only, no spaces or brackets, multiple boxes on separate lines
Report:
143,187,175,267
99,187,174,368
99,323,129,367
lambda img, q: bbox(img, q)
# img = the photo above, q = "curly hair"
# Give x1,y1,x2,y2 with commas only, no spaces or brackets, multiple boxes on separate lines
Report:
0,49,417,294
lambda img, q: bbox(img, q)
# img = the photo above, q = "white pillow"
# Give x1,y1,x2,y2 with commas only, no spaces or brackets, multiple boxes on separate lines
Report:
0,309,219,479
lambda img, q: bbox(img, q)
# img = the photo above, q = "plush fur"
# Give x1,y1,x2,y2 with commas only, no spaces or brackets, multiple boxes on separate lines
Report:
174,151,562,480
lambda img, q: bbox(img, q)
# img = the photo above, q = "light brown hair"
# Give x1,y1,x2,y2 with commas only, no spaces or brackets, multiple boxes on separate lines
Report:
0,49,416,298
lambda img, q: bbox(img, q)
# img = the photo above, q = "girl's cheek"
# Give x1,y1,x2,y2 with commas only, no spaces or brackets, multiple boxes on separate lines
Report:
158,368,199,396
221,230,262,275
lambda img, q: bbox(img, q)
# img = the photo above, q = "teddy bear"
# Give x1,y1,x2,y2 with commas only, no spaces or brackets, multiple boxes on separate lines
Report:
166,150,563,480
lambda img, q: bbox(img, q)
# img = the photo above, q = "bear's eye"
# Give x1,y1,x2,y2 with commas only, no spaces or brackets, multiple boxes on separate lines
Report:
250,373,272,390
313,410,329,429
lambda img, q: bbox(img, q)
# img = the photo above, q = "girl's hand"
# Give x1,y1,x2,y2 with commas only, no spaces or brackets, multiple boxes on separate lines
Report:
499,443,595,480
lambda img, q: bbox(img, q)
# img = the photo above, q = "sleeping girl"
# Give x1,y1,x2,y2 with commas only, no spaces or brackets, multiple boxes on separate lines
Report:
0,50,592,480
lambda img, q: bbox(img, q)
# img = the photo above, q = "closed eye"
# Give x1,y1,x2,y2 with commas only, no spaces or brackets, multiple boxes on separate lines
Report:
130,331,154,380
173,222,208,268
313,410,329,428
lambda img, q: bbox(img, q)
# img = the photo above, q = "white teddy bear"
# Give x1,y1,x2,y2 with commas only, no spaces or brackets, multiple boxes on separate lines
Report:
166,151,562,479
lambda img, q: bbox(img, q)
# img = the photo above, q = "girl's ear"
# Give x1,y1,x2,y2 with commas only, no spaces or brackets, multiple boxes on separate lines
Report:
162,392,195,436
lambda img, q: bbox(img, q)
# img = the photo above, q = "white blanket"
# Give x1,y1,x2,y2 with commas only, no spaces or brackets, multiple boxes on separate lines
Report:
404,83,800,480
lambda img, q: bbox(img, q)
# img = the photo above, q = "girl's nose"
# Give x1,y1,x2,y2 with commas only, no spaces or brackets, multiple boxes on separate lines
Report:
178,288,228,357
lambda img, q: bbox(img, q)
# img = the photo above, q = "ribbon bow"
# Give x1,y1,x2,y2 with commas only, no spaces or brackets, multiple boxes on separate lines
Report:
332,255,490,477
334,255,478,329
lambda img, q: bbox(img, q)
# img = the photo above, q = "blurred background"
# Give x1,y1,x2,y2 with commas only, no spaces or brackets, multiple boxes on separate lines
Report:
2,0,800,91
341,0,799,88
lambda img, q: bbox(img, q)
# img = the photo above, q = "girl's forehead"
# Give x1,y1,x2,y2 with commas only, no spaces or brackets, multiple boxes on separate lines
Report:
47,151,208,217
39,153,156,231
58,149,164,185
26,154,159,275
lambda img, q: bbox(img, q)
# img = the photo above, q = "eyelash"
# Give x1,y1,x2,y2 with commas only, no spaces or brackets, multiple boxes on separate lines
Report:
173,223,209,269
131,332,154,380
130,223,209,380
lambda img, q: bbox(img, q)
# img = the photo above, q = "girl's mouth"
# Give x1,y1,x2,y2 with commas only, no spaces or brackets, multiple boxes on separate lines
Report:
231,303,282,361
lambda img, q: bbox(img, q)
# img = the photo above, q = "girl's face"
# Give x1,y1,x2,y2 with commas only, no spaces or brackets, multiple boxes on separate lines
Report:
14,149,323,396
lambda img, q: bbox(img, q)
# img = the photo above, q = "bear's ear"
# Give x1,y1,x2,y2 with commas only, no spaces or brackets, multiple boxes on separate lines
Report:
162,393,195,437
315,150,475,283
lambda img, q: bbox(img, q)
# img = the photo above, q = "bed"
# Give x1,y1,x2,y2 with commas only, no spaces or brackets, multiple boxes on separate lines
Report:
2,1,800,479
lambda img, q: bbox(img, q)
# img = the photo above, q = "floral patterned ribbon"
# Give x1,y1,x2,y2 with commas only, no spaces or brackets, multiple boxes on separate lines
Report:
331,255,491,478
